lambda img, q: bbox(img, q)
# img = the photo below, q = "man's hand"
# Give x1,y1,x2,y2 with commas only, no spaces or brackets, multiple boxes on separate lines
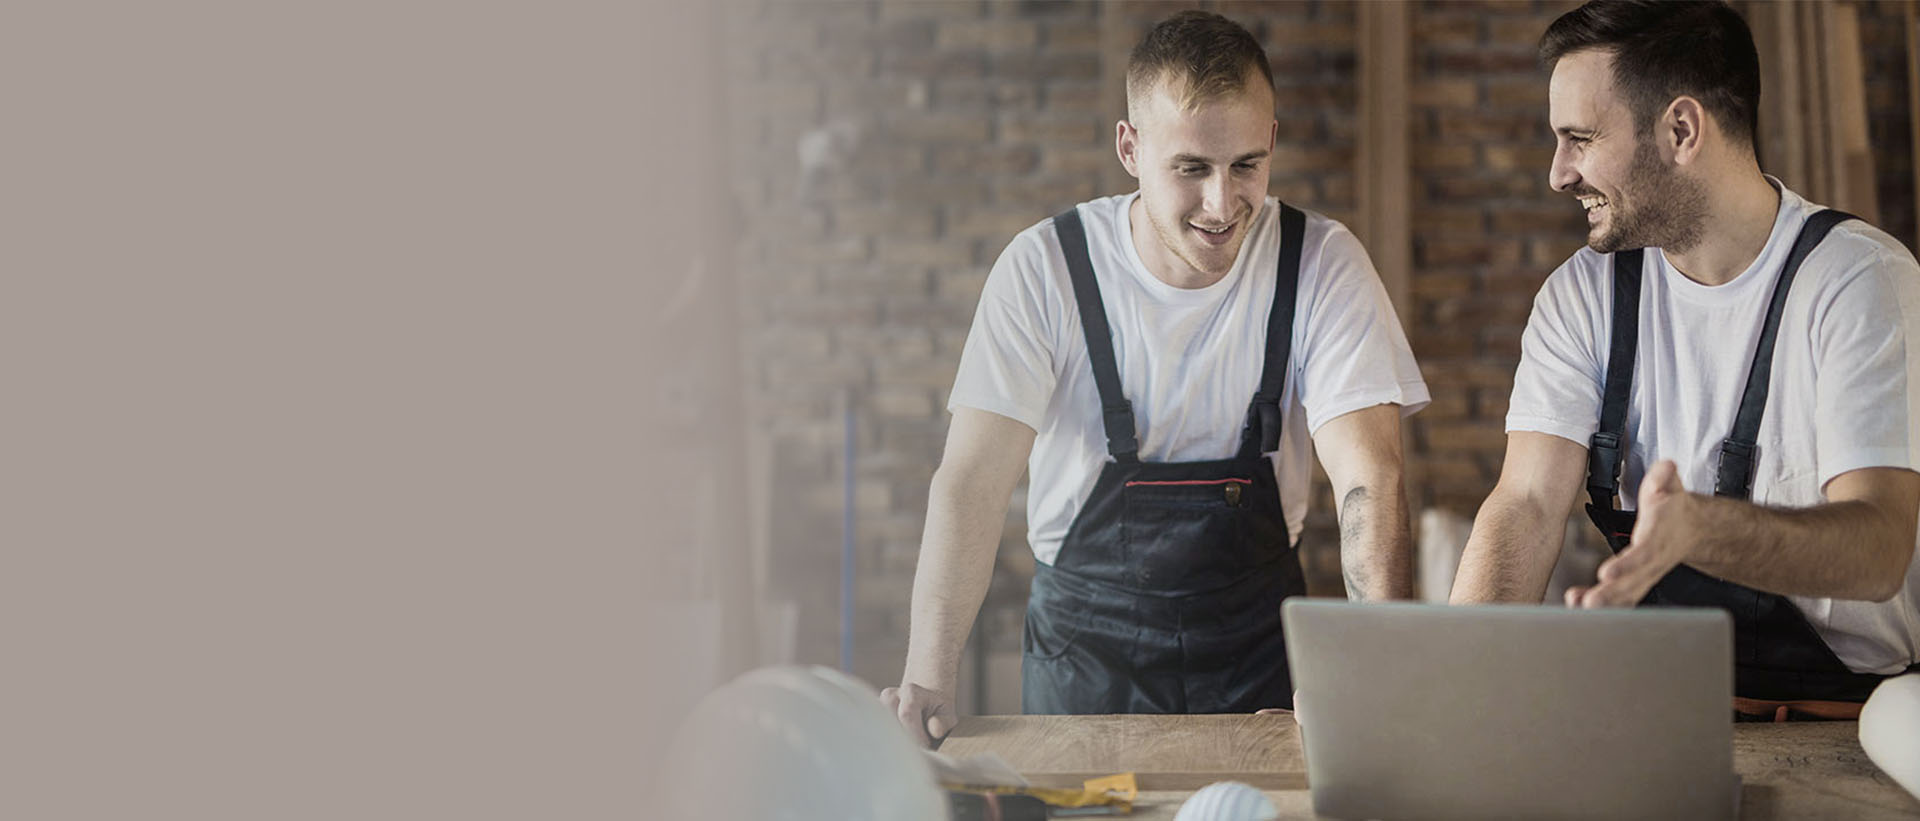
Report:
879,682,958,748
1566,459,1694,608
1254,691,1305,728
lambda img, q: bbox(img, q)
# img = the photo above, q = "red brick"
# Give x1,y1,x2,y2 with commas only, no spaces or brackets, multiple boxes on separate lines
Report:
1413,79,1479,108
1482,144,1554,172
946,205,1048,240
1038,19,1099,51
885,111,993,143
1485,77,1549,107
1041,147,1111,177
1419,385,1472,420
1480,326,1525,362
879,0,986,21
1412,272,1478,299
1414,144,1477,171
1428,174,1538,200
870,386,937,419
1427,50,1542,75
790,237,872,265
998,113,1103,144
1488,17,1554,49
992,176,1098,208
1270,145,1354,174
1414,207,1485,235
1419,420,1512,454
932,144,1040,175
995,52,1100,81
1435,109,1539,141
877,238,977,268
1415,17,1480,48
1419,238,1523,267
937,19,1039,51
1488,204,1584,235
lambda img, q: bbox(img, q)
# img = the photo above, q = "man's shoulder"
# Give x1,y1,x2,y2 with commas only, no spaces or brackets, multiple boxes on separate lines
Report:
1814,216,1920,281
1002,193,1133,258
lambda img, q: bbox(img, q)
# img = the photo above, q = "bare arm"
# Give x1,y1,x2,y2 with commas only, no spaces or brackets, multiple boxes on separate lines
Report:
1570,463,1919,606
881,407,1034,745
1451,432,1589,604
1311,404,1413,601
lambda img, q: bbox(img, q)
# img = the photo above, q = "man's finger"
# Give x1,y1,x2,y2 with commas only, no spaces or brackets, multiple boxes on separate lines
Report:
1565,585,1586,607
927,712,957,742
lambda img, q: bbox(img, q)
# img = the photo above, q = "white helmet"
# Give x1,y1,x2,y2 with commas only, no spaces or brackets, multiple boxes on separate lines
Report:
660,665,947,821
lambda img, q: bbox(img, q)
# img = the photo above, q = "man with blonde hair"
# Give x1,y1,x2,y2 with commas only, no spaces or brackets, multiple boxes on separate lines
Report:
882,10,1427,743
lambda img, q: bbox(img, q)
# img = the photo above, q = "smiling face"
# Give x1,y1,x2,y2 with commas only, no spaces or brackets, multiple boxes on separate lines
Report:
1118,71,1277,288
1547,49,1706,254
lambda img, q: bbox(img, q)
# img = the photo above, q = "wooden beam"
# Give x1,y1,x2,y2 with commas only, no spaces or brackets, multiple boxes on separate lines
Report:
1822,1,1879,223
1908,0,1920,247
1357,0,1411,327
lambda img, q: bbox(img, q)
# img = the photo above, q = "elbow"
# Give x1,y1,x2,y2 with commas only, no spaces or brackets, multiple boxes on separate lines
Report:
1865,550,1911,603
1862,536,1913,603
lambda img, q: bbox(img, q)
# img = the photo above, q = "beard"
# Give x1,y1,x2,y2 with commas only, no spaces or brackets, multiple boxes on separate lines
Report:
1144,200,1247,279
1585,137,1709,255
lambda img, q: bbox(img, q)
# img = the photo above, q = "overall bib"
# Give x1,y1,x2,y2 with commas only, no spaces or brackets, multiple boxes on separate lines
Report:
1585,209,1918,706
1021,204,1308,715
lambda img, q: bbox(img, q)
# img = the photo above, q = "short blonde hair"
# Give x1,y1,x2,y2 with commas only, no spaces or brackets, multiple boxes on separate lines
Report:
1125,11,1274,117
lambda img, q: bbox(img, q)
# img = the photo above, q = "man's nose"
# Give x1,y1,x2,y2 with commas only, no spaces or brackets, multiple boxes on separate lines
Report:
1201,172,1232,220
1549,144,1579,192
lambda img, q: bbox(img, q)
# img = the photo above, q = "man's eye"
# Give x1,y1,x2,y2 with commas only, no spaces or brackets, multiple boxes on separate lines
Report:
1232,162,1257,173
1179,165,1206,176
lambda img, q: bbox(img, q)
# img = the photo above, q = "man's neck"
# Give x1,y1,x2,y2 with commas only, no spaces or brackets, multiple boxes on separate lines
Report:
1664,167,1780,287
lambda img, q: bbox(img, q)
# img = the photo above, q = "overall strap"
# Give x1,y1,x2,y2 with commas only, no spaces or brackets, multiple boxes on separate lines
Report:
1239,202,1307,459
1715,209,1858,499
1587,249,1643,512
1054,206,1139,461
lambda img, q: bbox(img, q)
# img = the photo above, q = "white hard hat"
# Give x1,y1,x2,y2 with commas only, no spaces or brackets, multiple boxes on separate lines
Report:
1862,673,1920,802
660,665,947,821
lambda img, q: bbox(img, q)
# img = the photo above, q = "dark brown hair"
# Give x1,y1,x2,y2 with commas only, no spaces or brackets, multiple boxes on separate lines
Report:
1540,0,1760,147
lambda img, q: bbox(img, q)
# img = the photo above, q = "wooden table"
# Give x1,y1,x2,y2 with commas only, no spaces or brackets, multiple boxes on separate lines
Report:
942,714,1920,820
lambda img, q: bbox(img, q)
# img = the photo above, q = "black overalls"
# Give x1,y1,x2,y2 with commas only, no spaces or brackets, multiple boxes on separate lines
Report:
1585,209,1918,703
1021,203,1309,715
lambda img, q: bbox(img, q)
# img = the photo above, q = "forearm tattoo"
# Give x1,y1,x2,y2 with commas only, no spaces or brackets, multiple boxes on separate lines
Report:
1340,485,1374,600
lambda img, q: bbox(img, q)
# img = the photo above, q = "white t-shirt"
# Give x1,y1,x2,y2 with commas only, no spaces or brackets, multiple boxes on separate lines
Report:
949,192,1429,566
1509,180,1920,674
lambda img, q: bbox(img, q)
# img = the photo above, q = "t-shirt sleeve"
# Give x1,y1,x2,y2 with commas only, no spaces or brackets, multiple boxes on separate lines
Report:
946,226,1060,431
1812,246,1919,485
1294,223,1431,434
1506,260,1606,446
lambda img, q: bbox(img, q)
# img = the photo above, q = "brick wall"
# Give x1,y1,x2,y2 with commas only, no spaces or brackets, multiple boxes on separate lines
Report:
722,0,1917,706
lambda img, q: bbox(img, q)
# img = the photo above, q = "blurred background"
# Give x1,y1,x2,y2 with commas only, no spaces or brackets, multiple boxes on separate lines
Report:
653,0,1920,731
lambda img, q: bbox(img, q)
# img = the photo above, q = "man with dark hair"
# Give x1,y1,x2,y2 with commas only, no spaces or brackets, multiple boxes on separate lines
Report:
880,10,1426,742
1453,0,1920,717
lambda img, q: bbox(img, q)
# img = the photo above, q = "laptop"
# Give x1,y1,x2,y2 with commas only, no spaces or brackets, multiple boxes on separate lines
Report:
1281,599,1738,821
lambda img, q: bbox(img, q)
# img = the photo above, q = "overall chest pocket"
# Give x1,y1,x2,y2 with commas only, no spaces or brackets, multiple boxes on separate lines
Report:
1120,477,1266,590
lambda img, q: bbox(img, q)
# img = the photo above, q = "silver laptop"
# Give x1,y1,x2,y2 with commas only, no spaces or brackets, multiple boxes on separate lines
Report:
1282,599,1737,821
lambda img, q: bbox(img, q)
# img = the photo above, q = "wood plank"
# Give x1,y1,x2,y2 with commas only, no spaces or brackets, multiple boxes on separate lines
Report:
946,714,1920,820
1356,0,1411,328
1806,0,1833,202
1910,0,1920,250
1771,1,1808,191
943,713,1304,776
1822,0,1879,223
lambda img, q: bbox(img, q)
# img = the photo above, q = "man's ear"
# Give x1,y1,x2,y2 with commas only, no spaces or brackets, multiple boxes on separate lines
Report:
1116,118,1142,178
1664,95,1705,166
